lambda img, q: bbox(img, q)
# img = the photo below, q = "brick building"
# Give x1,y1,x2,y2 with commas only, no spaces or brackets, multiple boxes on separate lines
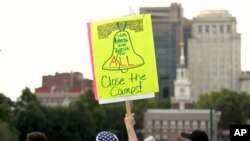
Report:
35,72,93,106
143,109,221,141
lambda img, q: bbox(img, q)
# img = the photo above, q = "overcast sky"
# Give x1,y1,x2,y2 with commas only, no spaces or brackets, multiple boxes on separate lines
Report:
0,0,249,101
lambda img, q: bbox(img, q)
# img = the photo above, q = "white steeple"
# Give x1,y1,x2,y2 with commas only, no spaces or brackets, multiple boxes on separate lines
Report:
173,42,191,100
171,20,193,109
180,42,185,66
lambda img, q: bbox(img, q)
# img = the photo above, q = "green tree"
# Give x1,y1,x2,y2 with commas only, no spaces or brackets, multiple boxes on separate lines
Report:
194,89,250,129
40,105,95,141
70,89,100,130
0,93,19,141
0,93,14,121
12,88,171,141
15,88,45,141
15,87,40,108
240,95,250,122
0,120,18,141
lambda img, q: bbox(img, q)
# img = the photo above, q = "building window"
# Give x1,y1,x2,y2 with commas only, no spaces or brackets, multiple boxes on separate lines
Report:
200,121,206,129
212,25,217,33
227,25,231,33
170,120,176,128
41,98,46,103
147,120,153,127
177,121,183,129
192,121,198,128
154,120,161,129
147,128,152,133
205,25,209,33
163,135,168,140
184,121,190,128
181,71,184,78
220,25,224,33
155,135,161,140
163,129,168,133
163,120,168,128
147,120,153,133
198,25,202,34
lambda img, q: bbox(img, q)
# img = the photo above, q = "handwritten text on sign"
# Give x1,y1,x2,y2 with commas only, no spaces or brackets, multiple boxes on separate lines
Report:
88,14,159,101
101,73,146,96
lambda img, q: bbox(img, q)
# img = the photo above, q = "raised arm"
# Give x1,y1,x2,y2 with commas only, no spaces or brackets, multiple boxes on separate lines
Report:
124,113,138,141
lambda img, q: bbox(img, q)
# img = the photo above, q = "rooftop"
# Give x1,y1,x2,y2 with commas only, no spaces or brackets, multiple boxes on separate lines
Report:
197,10,232,17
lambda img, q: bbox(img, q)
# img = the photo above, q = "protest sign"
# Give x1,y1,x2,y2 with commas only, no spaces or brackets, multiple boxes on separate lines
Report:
88,14,159,104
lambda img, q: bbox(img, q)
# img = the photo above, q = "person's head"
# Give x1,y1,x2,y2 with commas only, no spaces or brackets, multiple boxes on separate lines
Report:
26,132,47,141
144,135,156,141
96,131,118,141
181,130,209,141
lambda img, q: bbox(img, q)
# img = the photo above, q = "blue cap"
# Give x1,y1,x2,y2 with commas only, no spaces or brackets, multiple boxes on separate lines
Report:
96,131,118,141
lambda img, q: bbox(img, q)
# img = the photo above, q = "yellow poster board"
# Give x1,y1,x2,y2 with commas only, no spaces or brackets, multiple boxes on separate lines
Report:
88,14,159,104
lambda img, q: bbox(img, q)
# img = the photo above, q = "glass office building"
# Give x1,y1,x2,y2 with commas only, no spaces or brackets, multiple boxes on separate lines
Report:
140,3,191,98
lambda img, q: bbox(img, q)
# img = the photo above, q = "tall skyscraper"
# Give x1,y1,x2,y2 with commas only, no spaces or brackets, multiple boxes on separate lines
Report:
188,10,241,100
140,3,191,98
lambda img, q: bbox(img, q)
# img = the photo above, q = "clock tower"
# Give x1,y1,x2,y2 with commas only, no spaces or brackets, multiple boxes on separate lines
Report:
171,41,193,110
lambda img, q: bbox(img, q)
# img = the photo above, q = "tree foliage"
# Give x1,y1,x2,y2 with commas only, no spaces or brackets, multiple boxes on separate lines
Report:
0,93,19,141
15,88,45,141
0,88,171,141
0,120,19,141
194,89,250,129
0,93,14,121
0,87,248,140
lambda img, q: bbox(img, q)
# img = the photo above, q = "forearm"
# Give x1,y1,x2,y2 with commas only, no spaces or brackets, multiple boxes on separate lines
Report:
126,125,138,141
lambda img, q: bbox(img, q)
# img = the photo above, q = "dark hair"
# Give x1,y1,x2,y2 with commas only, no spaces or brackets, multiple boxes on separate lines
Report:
181,130,209,141
27,132,47,141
